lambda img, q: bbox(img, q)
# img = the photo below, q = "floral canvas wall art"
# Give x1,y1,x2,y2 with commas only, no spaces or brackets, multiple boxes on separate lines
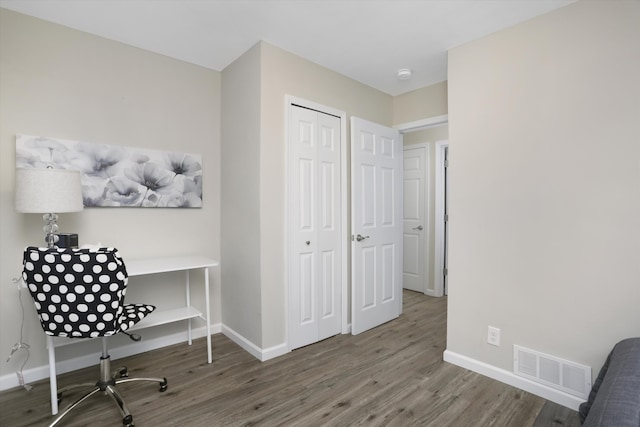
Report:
16,135,203,208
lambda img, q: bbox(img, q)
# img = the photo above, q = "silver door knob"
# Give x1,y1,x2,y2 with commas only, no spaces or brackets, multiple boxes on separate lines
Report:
412,225,423,231
356,234,370,242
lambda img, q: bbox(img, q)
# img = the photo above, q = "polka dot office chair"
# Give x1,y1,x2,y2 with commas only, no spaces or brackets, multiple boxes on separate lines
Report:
22,246,167,427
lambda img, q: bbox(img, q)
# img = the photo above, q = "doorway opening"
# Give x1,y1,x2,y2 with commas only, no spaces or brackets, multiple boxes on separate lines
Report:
396,117,449,299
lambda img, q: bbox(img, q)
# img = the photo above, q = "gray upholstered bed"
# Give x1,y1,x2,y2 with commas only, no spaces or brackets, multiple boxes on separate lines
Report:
579,337,640,426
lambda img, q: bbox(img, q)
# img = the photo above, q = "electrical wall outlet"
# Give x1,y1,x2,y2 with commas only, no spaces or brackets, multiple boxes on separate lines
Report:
487,326,501,346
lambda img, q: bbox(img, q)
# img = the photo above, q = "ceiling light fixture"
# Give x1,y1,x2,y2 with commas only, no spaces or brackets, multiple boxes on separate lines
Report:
397,68,412,80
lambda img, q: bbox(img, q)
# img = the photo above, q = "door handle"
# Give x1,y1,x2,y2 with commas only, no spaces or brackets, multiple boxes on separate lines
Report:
412,225,423,231
356,234,370,242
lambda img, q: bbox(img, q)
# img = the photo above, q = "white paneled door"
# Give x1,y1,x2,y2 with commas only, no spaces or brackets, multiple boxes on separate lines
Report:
351,117,402,335
403,145,428,293
289,104,342,350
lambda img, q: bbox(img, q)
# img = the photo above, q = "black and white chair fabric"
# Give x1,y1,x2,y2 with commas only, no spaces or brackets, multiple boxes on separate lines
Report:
22,246,167,427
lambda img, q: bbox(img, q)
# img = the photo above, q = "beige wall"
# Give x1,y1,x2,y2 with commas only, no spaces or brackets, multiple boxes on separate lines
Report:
220,44,263,345
447,0,640,381
403,126,448,145
0,9,221,378
394,81,448,125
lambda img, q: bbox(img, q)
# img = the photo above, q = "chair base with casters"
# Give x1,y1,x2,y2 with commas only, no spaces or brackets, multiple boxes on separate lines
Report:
50,337,168,427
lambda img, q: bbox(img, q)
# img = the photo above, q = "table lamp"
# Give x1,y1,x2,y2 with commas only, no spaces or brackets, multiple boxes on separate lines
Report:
15,167,84,248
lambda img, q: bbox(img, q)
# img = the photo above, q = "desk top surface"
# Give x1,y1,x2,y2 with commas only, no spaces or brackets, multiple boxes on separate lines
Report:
126,255,219,276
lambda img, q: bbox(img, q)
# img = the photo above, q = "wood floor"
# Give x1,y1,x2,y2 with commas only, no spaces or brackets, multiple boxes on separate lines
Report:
0,290,581,426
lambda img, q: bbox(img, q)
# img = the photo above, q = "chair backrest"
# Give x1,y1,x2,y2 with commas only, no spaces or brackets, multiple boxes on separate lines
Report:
22,246,129,339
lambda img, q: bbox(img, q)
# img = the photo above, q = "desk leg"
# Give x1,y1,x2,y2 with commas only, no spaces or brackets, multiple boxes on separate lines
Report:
186,270,192,345
205,267,212,363
47,336,58,415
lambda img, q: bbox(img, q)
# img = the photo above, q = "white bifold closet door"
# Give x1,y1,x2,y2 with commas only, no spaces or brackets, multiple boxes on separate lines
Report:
289,105,342,350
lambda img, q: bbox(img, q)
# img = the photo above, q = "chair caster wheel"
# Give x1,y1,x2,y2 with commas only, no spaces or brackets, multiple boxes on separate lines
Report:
118,368,129,378
159,377,168,392
122,414,134,426
57,392,63,405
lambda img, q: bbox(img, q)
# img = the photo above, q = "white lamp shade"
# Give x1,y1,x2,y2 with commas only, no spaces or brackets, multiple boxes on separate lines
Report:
15,168,84,213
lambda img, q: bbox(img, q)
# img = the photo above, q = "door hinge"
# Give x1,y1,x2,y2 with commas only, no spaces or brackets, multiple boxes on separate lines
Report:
444,268,448,277
351,234,354,241
444,159,449,168
444,214,449,223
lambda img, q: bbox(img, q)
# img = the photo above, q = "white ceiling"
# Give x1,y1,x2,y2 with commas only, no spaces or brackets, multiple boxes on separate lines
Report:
0,0,575,96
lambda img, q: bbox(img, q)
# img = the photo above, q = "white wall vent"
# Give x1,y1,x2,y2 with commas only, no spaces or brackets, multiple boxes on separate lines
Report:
514,345,591,399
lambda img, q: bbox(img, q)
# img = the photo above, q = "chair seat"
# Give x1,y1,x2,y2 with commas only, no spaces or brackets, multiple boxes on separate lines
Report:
118,303,156,333
40,303,156,339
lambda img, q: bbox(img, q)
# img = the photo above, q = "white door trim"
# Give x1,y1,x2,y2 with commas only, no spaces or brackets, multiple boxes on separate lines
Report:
284,95,349,352
394,114,449,133
402,142,430,295
434,140,449,297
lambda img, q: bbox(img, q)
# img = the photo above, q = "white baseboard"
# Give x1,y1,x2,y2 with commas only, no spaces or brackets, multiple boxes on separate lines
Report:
0,323,221,392
261,342,289,361
221,325,289,362
443,349,585,411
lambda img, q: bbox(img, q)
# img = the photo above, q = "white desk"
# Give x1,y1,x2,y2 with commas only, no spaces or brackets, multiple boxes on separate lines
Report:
46,255,218,415
126,255,219,363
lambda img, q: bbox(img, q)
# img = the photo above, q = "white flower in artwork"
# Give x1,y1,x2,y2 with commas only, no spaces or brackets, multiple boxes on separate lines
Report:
104,176,144,206
164,152,202,177
67,142,126,179
124,162,178,206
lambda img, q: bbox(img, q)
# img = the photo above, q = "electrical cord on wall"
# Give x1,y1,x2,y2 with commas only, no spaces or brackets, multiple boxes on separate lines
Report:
6,276,32,391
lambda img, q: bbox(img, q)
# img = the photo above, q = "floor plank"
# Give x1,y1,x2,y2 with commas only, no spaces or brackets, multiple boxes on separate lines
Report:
533,401,583,427
0,290,581,426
